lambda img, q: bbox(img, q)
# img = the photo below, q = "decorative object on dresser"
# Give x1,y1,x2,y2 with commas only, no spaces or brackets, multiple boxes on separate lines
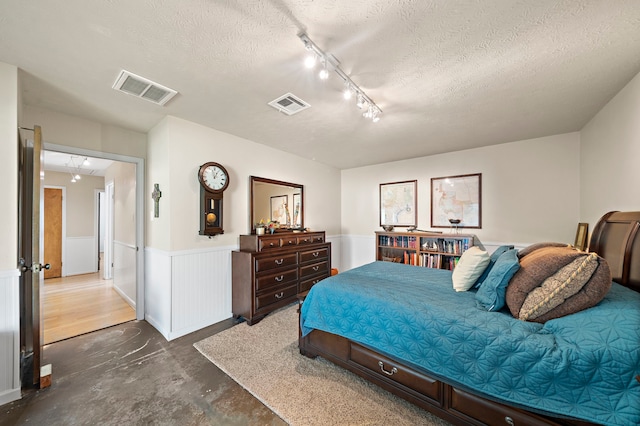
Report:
232,231,331,325
198,162,229,237
376,229,482,269
379,180,417,228
431,173,481,228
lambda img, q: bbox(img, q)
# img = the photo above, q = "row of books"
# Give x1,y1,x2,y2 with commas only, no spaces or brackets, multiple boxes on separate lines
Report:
383,251,461,270
378,235,419,249
421,238,471,255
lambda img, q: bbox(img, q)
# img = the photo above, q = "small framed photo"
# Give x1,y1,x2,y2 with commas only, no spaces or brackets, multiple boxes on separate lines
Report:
270,195,288,224
380,180,417,227
431,173,481,228
574,223,589,251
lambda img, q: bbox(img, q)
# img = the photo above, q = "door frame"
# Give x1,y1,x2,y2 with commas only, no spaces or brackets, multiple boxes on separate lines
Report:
44,143,145,320
44,185,66,278
102,181,114,280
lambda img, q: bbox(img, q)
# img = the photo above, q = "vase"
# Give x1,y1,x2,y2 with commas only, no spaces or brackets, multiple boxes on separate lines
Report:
256,227,265,235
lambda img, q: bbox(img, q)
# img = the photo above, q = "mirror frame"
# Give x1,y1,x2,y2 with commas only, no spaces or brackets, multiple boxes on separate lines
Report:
250,176,304,233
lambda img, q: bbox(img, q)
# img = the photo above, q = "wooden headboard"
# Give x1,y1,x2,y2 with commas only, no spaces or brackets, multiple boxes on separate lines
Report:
589,211,640,293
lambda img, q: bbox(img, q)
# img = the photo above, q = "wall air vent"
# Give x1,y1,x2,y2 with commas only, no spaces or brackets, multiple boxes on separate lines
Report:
268,93,310,115
112,70,177,106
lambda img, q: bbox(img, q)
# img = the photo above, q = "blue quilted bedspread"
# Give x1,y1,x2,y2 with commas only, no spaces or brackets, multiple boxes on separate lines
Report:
300,261,640,426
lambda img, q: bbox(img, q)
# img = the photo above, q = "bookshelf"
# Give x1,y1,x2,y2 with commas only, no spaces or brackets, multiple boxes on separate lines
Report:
376,230,482,270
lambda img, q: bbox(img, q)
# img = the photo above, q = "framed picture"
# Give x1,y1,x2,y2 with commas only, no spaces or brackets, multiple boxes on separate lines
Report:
379,180,417,227
431,173,481,228
574,222,589,251
270,195,289,224
292,193,302,227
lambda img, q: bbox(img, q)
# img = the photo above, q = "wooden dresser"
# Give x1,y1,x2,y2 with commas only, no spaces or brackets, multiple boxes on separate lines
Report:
232,231,331,325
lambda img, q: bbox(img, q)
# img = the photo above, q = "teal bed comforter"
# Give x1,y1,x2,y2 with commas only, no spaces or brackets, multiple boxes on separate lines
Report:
300,261,640,426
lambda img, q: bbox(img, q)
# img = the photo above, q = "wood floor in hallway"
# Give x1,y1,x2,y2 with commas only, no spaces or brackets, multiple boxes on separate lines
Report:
43,272,136,344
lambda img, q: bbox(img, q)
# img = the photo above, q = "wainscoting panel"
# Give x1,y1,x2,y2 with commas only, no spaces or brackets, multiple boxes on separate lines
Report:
65,236,96,276
113,240,137,307
340,234,375,272
0,269,21,406
170,247,232,340
144,248,172,340
326,235,342,273
144,246,233,341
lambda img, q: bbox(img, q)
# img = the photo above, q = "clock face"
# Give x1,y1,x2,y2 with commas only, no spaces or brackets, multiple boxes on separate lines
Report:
199,162,229,192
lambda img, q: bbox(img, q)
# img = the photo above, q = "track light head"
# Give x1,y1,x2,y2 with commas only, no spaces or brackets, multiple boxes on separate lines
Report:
304,54,317,69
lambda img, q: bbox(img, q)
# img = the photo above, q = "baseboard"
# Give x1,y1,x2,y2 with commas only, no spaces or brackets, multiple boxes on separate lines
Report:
144,315,170,341
0,387,21,406
113,283,136,309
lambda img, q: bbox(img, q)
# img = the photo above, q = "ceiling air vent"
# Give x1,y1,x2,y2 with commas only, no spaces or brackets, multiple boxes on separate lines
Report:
268,93,310,115
112,70,177,106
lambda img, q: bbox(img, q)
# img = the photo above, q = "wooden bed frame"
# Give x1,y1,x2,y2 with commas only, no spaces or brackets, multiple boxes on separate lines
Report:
299,211,640,426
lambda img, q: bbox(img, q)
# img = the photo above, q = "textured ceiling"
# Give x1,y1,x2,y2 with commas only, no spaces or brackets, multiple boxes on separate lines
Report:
1,0,639,169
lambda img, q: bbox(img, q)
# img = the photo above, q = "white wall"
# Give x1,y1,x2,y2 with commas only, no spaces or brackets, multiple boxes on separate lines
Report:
23,105,146,159
0,62,20,406
105,161,137,306
147,116,341,252
341,133,581,270
0,63,18,270
580,71,640,228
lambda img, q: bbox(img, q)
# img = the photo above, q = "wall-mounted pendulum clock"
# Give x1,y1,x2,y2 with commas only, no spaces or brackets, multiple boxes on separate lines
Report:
198,162,229,236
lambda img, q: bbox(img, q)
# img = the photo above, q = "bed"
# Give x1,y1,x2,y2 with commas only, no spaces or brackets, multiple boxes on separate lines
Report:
299,211,640,426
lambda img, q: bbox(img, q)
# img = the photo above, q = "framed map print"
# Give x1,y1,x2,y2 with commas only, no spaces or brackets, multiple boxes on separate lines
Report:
379,180,417,227
431,173,481,228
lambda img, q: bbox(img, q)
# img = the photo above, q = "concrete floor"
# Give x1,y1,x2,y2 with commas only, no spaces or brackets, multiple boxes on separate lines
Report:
1,319,287,425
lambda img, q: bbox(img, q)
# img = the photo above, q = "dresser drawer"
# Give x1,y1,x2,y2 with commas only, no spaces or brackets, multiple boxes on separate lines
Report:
255,253,297,272
349,343,442,405
280,235,298,247
256,268,298,292
299,275,327,293
255,284,297,311
296,233,325,244
448,387,555,426
258,237,282,251
299,247,329,263
299,260,329,278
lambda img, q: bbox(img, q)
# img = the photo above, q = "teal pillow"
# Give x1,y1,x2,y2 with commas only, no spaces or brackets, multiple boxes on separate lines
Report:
476,249,520,311
473,245,514,289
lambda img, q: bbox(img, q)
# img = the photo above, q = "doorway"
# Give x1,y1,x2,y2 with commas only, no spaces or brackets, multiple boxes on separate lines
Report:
40,146,145,343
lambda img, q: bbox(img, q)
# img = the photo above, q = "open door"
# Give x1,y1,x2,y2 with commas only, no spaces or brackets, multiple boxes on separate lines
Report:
18,125,48,388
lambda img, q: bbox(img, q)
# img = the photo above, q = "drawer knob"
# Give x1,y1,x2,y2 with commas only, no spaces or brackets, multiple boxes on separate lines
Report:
312,252,319,257
274,292,284,299
275,258,284,265
378,361,398,376
288,240,293,244
504,416,514,426
275,275,284,282
269,242,275,247
312,266,320,271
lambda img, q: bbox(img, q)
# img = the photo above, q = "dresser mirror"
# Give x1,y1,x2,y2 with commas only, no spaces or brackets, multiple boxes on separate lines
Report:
250,176,304,233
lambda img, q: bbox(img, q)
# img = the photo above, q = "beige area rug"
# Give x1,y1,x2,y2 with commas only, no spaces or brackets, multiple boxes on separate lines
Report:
194,305,451,426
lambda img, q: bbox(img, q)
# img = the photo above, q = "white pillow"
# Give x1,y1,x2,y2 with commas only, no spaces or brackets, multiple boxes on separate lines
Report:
452,246,490,292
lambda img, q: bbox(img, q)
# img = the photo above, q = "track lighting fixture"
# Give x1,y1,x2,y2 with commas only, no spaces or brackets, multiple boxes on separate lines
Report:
318,62,329,80
66,155,88,183
299,32,382,122
343,84,353,100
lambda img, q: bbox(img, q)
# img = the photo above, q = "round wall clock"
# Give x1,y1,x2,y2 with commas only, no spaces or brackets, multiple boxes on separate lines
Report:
198,162,229,193
198,162,229,237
